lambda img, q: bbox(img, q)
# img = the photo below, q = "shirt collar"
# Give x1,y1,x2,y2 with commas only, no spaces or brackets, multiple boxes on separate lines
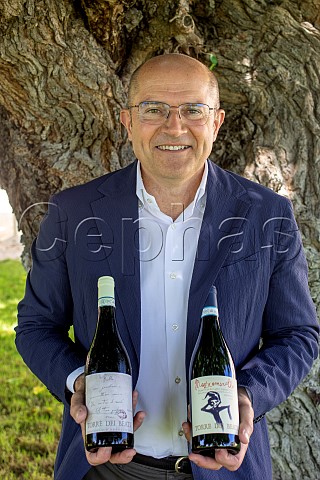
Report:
136,160,208,216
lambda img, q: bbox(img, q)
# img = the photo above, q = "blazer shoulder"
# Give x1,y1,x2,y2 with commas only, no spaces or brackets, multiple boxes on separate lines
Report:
213,163,291,209
50,161,137,206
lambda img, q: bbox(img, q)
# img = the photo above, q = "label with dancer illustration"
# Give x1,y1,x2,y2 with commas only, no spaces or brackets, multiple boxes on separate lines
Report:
191,375,239,436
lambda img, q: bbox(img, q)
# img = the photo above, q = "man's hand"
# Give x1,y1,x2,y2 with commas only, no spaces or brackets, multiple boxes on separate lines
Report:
70,374,146,466
183,387,254,471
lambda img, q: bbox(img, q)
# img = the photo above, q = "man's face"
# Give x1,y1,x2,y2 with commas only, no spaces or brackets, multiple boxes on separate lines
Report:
121,59,225,186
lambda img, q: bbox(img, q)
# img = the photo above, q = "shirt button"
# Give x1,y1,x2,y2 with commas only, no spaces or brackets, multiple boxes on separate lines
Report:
170,272,177,279
175,376,181,384
172,324,179,331
147,198,153,204
171,224,176,230
178,429,184,437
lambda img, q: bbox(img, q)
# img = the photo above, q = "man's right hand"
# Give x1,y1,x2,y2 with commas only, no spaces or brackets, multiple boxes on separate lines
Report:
70,374,146,466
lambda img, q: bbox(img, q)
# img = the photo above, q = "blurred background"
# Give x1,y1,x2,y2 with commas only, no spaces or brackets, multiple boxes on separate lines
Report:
0,188,23,261
0,189,62,480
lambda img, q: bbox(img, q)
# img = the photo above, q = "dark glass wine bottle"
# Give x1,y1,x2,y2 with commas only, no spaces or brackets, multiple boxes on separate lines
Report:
85,276,133,452
190,285,240,457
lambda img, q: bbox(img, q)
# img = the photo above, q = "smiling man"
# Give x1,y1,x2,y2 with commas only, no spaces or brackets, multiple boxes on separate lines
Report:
16,54,319,480
120,55,225,220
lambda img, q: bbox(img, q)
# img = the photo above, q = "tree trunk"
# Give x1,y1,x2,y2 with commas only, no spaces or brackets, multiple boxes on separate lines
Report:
0,1,318,478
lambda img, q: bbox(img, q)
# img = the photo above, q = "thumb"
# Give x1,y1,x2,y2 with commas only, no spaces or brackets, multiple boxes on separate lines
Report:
238,403,254,445
182,421,192,442
238,387,254,445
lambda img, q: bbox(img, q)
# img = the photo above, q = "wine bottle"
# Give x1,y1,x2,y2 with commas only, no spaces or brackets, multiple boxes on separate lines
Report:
85,276,134,452
190,285,240,456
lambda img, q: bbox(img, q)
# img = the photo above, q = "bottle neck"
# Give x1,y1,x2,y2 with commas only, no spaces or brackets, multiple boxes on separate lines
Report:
98,276,115,308
201,311,220,332
96,296,116,339
202,286,218,312
94,278,116,341
98,297,115,308
201,285,219,328
200,288,222,339
201,305,218,319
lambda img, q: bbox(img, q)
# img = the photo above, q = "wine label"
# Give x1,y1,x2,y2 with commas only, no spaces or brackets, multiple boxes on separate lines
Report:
98,296,115,307
86,372,133,434
191,375,239,436
201,306,218,318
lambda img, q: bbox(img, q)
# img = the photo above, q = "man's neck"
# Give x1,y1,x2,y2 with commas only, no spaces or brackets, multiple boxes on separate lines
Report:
141,169,204,221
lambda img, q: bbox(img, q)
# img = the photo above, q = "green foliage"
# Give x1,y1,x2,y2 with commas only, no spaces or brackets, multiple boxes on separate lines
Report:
0,260,62,479
209,54,218,71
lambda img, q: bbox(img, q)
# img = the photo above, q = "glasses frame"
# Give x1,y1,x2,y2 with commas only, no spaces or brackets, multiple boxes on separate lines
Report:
128,101,216,125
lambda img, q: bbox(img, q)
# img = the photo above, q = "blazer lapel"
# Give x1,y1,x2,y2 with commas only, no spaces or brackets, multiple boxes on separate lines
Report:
90,162,141,379
88,160,253,383
186,162,252,369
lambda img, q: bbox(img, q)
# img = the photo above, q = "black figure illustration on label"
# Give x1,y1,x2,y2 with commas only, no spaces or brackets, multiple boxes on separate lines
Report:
201,391,232,431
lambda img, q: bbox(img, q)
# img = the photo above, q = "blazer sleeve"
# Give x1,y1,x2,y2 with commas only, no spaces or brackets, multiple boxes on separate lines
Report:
15,196,87,405
236,200,319,419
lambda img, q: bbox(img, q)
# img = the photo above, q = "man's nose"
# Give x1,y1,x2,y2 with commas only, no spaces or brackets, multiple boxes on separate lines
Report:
161,108,188,134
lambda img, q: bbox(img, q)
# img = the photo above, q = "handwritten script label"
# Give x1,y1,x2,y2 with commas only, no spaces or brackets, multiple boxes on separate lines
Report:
86,372,133,434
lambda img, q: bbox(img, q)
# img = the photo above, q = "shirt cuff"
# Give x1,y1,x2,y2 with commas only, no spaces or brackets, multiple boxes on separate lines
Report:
238,384,253,405
66,366,85,393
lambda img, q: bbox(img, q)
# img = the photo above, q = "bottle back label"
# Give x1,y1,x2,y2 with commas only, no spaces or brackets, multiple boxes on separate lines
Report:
86,372,133,434
191,375,239,436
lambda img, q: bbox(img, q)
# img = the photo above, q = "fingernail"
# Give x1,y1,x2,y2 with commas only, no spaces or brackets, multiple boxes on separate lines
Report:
244,429,250,442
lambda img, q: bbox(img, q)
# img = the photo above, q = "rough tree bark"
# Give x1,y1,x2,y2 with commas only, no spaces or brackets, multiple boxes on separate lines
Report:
0,0,319,478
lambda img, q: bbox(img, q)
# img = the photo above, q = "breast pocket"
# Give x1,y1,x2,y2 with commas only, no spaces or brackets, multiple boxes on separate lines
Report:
219,252,259,281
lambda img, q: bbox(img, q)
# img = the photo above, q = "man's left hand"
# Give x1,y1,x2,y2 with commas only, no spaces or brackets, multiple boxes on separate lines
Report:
183,387,254,471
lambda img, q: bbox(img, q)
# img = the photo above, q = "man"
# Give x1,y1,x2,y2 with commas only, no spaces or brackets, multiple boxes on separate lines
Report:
16,54,319,480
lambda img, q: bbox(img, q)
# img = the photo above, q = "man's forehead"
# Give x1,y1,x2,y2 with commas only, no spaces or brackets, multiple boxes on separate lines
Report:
140,64,208,81
134,73,211,97
139,78,208,90
141,53,206,71
132,80,214,106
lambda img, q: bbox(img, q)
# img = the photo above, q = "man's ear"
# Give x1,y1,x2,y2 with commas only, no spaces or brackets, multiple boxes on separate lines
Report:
212,109,225,143
120,109,133,141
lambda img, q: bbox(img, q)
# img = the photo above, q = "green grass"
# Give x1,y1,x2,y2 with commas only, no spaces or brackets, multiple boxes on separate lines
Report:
0,260,63,479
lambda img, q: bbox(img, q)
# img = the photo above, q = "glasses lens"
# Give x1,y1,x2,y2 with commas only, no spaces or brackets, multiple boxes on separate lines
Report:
180,104,209,125
138,102,168,124
136,102,211,125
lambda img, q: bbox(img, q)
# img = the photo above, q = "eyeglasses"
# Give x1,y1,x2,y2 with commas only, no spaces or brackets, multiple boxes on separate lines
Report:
128,101,216,126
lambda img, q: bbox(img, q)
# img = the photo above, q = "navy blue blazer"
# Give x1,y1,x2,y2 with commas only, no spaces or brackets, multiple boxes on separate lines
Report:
16,160,319,480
